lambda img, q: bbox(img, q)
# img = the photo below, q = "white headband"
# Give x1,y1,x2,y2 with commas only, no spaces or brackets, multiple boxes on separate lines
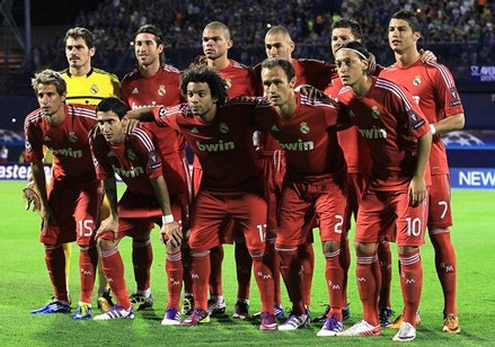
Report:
338,48,368,60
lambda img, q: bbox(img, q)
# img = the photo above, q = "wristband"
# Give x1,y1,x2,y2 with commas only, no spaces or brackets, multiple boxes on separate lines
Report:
162,214,174,224
430,124,436,135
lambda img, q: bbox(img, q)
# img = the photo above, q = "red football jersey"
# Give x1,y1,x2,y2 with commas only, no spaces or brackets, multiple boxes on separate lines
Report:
89,125,162,196
380,60,464,176
152,100,263,193
121,64,186,159
219,59,261,98
256,58,337,153
24,104,97,180
338,77,430,191
255,93,346,179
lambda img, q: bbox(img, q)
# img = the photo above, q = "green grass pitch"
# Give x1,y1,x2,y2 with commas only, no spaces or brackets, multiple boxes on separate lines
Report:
0,180,493,346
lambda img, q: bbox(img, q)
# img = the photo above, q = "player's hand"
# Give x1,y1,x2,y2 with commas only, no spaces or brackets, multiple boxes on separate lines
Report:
408,176,427,207
419,48,437,63
299,84,325,104
96,216,119,241
368,53,377,74
40,204,55,235
160,221,182,248
122,117,140,135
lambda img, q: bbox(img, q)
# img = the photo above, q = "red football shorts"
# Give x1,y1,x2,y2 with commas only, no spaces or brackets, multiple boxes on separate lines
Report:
428,174,453,229
276,179,347,249
258,150,285,232
189,190,268,256
40,177,101,247
355,189,428,247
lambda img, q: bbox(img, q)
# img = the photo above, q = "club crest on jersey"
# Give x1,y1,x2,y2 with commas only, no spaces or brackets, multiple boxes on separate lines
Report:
300,122,310,134
219,122,229,134
90,84,99,94
224,78,232,89
126,149,137,160
68,131,78,143
371,106,380,119
158,85,167,96
413,75,422,86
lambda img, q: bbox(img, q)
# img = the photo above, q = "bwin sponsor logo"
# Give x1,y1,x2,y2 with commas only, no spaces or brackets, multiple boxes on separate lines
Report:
279,139,314,151
50,147,83,158
113,165,145,178
358,126,387,139
196,140,235,152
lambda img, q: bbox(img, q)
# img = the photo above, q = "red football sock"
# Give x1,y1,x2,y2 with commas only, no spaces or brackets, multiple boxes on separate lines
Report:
191,251,211,311
45,245,68,302
399,249,423,326
340,238,351,306
78,245,98,303
181,246,193,295
252,256,275,313
100,247,131,310
299,243,314,308
377,241,392,308
132,239,153,291
325,249,345,321
356,252,381,326
430,230,457,315
278,248,305,315
235,241,252,300
166,251,183,310
208,245,224,296
265,240,282,306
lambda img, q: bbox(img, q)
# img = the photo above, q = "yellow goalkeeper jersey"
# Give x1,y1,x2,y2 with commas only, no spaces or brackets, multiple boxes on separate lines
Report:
60,67,120,106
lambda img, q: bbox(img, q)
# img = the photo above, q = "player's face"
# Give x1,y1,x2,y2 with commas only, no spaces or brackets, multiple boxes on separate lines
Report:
65,37,95,69
97,110,124,143
388,18,420,53
262,66,296,107
186,82,216,118
202,27,232,60
331,27,357,57
36,84,66,117
265,33,294,59
134,33,163,67
335,50,368,86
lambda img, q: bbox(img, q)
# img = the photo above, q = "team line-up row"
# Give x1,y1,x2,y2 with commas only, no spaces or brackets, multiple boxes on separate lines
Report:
23,9,463,342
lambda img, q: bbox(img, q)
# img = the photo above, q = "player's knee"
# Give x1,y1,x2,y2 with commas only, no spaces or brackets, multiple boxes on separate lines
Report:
398,245,419,256
354,242,378,255
322,240,340,254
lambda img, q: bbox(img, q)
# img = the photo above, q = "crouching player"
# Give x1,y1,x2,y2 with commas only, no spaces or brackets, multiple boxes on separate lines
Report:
25,69,100,319
334,42,432,342
126,64,277,331
256,58,348,335
89,97,183,323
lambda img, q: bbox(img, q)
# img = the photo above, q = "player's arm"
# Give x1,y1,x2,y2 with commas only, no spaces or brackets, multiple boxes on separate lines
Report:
30,160,53,233
125,107,155,121
96,177,119,240
409,128,432,207
430,113,465,135
150,175,182,249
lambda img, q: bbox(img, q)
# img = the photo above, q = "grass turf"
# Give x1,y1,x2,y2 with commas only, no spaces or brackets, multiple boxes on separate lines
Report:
0,181,493,346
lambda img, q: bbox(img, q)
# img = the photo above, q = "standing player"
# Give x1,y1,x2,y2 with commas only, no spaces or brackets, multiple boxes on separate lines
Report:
61,26,120,312
334,42,432,342
89,97,183,323
200,21,261,318
120,24,190,313
256,58,348,336
380,10,465,333
128,64,277,330
25,70,100,320
257,25,339,318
